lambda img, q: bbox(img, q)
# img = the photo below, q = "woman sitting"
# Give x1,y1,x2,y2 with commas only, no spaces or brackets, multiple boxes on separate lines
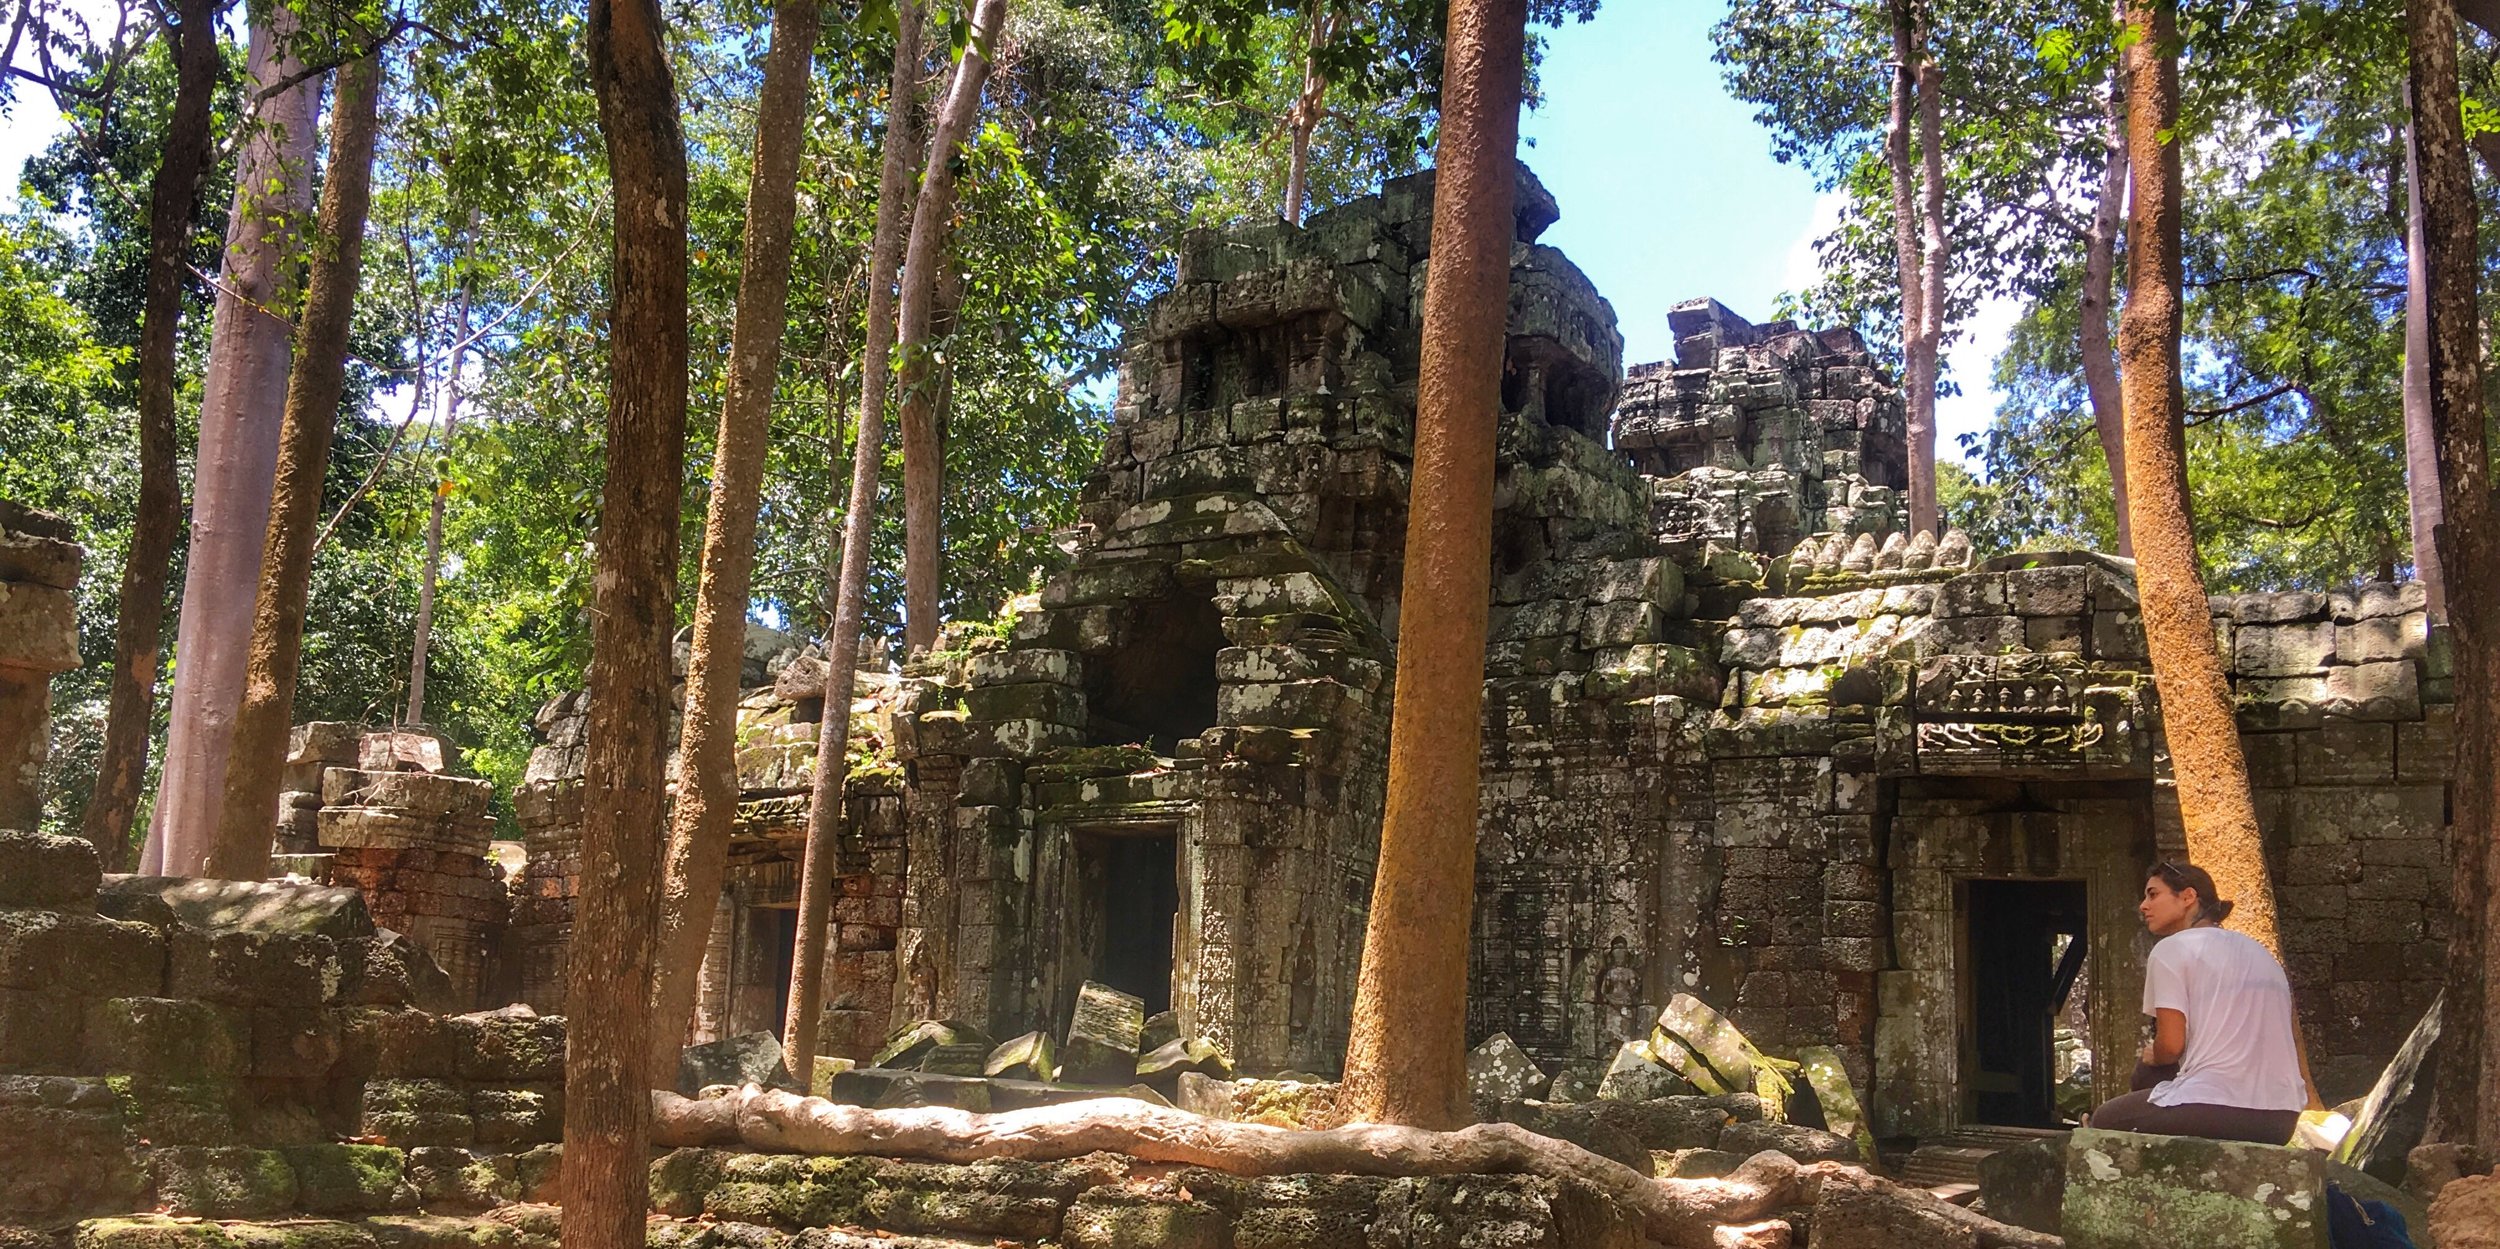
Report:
2086,860,2309,1145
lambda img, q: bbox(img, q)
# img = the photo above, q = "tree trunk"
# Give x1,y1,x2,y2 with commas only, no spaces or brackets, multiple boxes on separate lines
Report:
566,0,689,1239
1280,6,1334,225
2401,121,2447,622
2406,0,2500,1150
647,0,825,1079
1885,0,1926,532
1338,0,1524,1131
407,274,475,728
2115,0,2285,958
2080,20,2130,558
81,0,219,871
897,0,1007,657
145,6,323,876
784,0,924,1083
205,51,386,883
1908,19,1947,537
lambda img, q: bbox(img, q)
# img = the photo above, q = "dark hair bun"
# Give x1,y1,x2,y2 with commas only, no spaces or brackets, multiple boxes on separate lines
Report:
2212,898,2236,922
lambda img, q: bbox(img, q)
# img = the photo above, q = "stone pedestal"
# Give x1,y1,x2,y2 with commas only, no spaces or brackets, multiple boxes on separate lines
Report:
0,500,84,829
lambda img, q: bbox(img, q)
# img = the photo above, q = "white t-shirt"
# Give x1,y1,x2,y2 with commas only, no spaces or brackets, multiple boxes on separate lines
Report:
2141,926,2308,1111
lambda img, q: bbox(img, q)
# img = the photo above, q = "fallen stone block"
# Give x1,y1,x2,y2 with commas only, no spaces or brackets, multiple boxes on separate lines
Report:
1975,1134,2065,1235
918,1042,988,1077
2336,993,2442,1182
983,1030,1055,1082
870,1019,988,1073
128,877,377,940
680,1031,802,1096
1061,982,1146,1085
1595,1040,1691,1102
1719,1118,1860,1164
1797,1044,1876,1162
1810,1178,1981,1249
1494,1102,1655,1175
1466,1032,1548,1106
1136,1036,1233,1085
2062,1127,2328,1249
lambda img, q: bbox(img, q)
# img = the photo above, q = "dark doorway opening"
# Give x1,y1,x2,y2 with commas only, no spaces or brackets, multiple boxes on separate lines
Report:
1965,879,2090,1127
1087,589,1223,753
1073,830,1180,1016
763,905,800,1038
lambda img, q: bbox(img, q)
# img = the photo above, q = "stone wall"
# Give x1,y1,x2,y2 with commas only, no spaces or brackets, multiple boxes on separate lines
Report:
0,501,83,830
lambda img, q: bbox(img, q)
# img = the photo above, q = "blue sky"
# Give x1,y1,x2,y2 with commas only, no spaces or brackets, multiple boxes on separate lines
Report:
0,0,2005,462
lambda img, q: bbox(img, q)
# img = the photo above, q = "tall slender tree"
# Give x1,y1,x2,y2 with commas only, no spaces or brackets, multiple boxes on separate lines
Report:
81,0,222,869
1339,0,1524,1130
2407,0,2500,1149
898,0,1007,655
785,0,925,1079
207,48,387,882
647,0,826,1076
2400,121,2445,622
1907,2,1945,536
147,5,323,875
1280,2,1338,224
2079,19,2129,557
1884,0,1934,535
563,0,689,1238
2114,0,2285,959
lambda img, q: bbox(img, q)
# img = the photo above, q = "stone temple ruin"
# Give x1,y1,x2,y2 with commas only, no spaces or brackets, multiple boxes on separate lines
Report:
0,169,2472,1246
482,169,2449,1140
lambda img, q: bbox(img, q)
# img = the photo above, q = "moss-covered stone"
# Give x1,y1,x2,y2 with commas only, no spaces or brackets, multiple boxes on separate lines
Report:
220,1221,377,1249
509,1148,561,1205
72,1216,240,1249
359,1081,472,1148
647,1150,724,1218
2062,1128,2328,1249
147,1148,297,1219
84,1000,247,1081
281,1147,413,1216
402,1149,514,1212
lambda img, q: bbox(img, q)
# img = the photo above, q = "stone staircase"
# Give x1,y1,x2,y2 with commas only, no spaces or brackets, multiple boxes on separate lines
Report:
1889,1124,2070,1194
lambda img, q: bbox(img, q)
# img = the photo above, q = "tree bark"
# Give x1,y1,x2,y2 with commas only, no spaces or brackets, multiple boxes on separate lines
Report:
567,0,689,1240
205,51,386,883
407,272,475,728
1885,0,1927,532
2401,122,2447,623
2080,18,2130,558
646,0,825,1079
1338,0,1523,1131
2115,0,2285,959
146,5,323,876
784,0,923,1083
81,0,219,871
650,1086,1805,1249
1280,5,1335,225
2406,0,2500,1150
897,0,1007,656
1908,19,1947,537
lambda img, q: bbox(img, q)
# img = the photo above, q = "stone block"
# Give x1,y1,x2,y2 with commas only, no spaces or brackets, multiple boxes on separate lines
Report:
2229,590,2330,624
147,1147,298,1218
1935,573,2007,618
1718,1118,1859,1163
1063,1189,1232,1249
1594,1041,1688,1102
0,580,78,672
361,1079,474,1147
2006,565,2090,617
0,830,99,908
404,1146,517,1210
2338,613,2428,664
283,1144,415,1214
0,909,163,996
449,1009,566,1082
1466,1033,1548,1105
2325,661,2420,720
1975,1135,2066,1235
862,1158,1086,1240
470,1083,562,1145
83,998,246,1079
2291,721,2397,785
1492,1102,1653,1173
165,929,338,1006
2234,622,2335,676
0,1074,142,1220
1061,981,1146,1085
965,648,1081,687
146,877,377,940
2062,1128,2328,1249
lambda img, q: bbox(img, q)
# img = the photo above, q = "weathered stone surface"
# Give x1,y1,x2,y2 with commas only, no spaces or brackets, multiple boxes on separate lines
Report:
1795,1044,1874,1161
679,1032,802,1095
1809,1180,1979,1249
1136,1036,1232,1083
2337,994,2441,1182
1594,1041,1689,1102
1493,1103,1654,1175
1975,1135,2066,1235
0,1075,141,1221
1543,1061,1603,1104
1717,1118,1860,1163
360,1079,473,1147
148,1148,298,1218
1467,1033,1548,1105
83,997,247,1079
132,878,377,940
0,830,100,908
282,1145,416,1215
1061,982,1146,1085
446,1009,565,1082
2429,1170,2500,1249
983,1031,1055,1082
2062,1128,2328,1249
1653,994,1759,1093
869,1020,987,1073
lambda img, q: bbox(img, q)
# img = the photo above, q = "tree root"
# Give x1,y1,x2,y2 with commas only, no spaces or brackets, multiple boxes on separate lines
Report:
652,1086,1801,1248
1802,1162,2064,1249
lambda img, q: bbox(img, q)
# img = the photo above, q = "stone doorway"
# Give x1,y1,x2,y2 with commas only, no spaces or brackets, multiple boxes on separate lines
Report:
1066,826,1181,1017
1963,878,2089,1127
1876,779,2154,1138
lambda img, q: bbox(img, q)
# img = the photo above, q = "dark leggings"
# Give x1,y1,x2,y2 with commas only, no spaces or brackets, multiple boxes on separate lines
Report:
2086,1062,2301,1146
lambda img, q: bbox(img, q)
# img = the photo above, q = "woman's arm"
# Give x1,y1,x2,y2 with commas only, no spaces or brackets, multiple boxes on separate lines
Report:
2143,1008,2186,1066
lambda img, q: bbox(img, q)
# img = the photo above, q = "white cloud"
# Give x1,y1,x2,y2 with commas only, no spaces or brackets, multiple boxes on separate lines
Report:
1776,191,1849,309
1935,293,2021,469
